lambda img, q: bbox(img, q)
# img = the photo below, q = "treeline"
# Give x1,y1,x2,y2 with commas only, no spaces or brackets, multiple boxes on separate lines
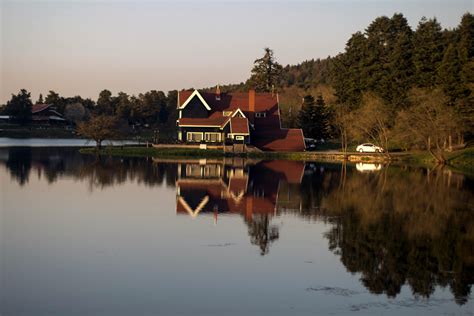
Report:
1,89,178,128
285,13,474,163
2,12,472,159
204,13,473,162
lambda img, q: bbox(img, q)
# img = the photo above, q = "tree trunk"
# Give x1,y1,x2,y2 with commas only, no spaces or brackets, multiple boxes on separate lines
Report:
429,143,446,165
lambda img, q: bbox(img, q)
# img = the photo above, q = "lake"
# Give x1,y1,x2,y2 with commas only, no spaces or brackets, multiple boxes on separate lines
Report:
0,138,139,148
0,147,473,316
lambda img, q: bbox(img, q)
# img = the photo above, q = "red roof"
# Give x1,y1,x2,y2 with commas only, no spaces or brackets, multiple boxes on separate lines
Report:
31,104,51,114
252,129,306,152
230,117,249,134
178,90,278,113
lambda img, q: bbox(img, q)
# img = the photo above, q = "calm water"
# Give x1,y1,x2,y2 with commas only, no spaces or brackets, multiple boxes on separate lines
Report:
0,147,473,316
0,138,139,147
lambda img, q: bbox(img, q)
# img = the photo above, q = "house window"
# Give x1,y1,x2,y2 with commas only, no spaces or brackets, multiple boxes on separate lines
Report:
205,132,221,142
186,164,202,177
223,111,232,117
255,112,266,118
203,164,220,177
187,132,203,142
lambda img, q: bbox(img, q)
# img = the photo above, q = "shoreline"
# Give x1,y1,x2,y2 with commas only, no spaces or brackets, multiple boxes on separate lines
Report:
78,146,474,175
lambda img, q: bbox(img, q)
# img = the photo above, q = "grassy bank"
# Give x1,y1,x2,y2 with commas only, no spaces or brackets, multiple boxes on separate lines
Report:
79,146,474,173
79,146,225,159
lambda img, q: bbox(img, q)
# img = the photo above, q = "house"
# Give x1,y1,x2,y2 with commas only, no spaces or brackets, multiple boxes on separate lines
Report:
31,104,66,124
176,88,305,152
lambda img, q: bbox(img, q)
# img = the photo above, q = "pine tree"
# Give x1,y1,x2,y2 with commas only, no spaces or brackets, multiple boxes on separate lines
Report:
458,13,474,61
387,31,414,107
314,94,331,139
248,48,283,92
437,43,468,101
332,32,367,107
412,17,444,87
297,94,329,140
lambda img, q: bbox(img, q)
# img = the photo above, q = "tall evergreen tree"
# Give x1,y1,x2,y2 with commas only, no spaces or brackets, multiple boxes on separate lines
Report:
248,48,283,92
297,94,329,140
437,43,467,101
412,17,444,87
37,93,44,104
387,31,414,107
332,32,367,106
458,13,474,61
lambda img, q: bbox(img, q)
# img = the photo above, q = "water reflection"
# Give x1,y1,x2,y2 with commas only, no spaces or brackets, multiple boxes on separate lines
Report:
174,159,304,255
0,147,473,304
355,162,382,172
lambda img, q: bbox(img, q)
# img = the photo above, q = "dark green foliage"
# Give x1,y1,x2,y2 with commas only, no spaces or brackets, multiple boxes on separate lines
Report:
297,94,330,140
458,13,474,60
4,89,32,124
412,17,444,88
332,32,367,106
437,43,468,101
248,47,283,92
279,58,333,89
45,90,67,114
96,89,114,115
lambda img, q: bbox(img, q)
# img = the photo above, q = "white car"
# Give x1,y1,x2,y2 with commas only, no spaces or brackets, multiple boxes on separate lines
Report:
356,143,384,153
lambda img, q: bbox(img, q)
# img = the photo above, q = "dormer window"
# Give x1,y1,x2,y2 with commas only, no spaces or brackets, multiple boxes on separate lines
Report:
255,112,266,118
223,111,232,117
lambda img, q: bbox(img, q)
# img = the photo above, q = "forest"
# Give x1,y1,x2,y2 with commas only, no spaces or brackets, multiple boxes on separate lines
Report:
1,13,473,161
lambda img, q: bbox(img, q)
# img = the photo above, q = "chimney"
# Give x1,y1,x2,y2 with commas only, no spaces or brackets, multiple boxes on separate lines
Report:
248,89,255,124
215,84,221,101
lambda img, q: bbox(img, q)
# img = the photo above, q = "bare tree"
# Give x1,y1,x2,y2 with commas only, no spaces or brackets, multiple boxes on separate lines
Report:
332,104,353,157
393,88,460,164
351,93,391,157
77,115,119,150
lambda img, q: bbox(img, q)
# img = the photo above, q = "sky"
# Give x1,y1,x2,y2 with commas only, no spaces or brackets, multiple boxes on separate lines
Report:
1,0,472,103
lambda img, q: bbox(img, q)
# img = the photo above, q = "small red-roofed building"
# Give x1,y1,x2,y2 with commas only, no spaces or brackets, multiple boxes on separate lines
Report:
176,87,305,152
31,104,66,124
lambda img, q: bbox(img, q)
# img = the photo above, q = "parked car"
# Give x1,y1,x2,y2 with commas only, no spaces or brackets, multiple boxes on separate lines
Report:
304,138,317,151
356,143,384,153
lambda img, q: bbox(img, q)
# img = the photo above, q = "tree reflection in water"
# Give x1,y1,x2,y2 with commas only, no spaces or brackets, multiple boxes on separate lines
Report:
1,148,473,304
318,165,474,305
246,214,279,256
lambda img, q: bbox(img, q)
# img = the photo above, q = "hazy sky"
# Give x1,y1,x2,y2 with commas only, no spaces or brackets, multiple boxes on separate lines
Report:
1,0,472,103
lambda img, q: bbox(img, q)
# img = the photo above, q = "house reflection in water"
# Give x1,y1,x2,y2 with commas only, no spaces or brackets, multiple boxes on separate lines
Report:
174,158,305,255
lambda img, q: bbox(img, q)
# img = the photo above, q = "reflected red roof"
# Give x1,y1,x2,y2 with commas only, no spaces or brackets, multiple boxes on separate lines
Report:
262,160,305,184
